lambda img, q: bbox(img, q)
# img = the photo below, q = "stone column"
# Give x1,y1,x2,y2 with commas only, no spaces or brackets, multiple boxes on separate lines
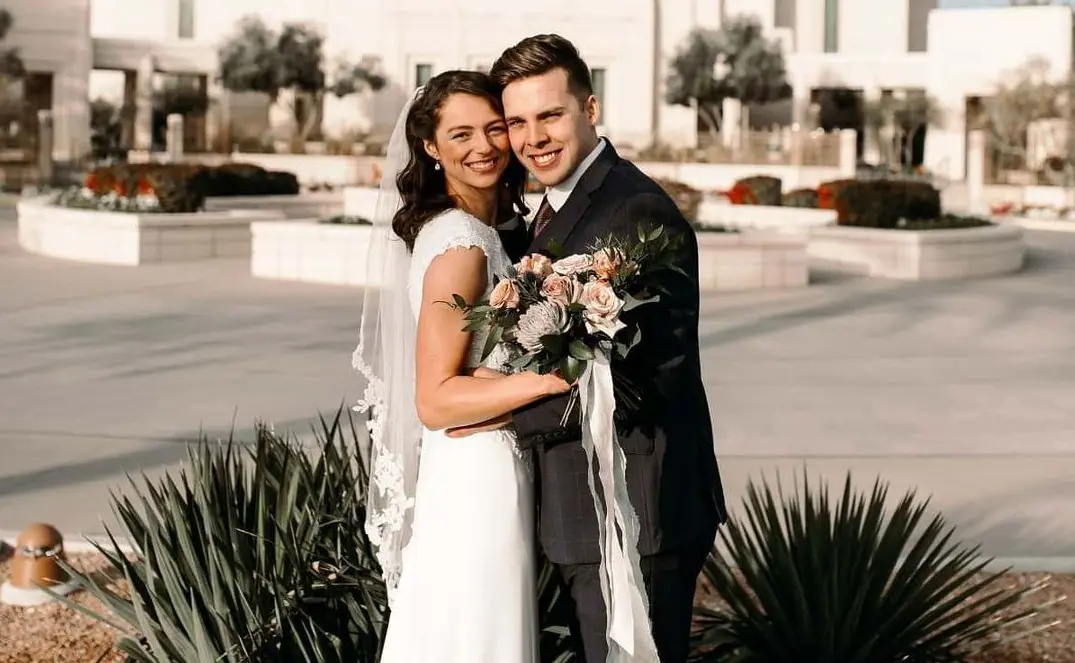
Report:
166,113,184,161
838,129,858,178
721,97,742,152
121,71,137,148
134,55,155,151
862,87,883,165
36,110,54,187
205,75,226,153
966,130,985,214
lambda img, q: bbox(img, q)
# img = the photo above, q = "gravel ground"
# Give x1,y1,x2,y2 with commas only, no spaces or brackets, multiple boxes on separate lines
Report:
1,550,1072,663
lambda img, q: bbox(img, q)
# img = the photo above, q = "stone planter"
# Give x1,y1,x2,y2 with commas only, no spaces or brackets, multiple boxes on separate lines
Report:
205,192,343,219
697,200,836,234
696,231,809,291
343,185,544,222
250,220,389,286
250,218,808,292
808,224,1025,280
17,198,286,266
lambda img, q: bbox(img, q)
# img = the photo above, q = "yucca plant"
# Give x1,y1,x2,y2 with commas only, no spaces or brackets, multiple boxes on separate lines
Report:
691,471,1051,663
55,407,389,663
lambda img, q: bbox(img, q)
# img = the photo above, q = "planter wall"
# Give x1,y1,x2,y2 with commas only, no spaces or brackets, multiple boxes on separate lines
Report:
343,186,544,221
251,222,808,292
205,192,343,219
808,224,1025,280
17,198,285,266
251,220,389,286
697,200,836,233
697,231,809,291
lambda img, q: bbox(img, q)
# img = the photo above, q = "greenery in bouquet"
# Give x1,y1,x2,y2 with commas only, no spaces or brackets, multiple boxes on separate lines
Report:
445,224,684,425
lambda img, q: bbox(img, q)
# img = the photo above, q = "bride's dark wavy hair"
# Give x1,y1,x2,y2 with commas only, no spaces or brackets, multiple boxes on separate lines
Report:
392,70,530,250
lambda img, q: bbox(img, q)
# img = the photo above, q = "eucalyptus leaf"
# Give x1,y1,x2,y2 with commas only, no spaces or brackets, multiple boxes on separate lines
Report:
560,355,585,384
568,340,596,361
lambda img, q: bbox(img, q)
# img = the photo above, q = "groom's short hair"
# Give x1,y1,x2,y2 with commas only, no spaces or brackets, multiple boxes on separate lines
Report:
490,34,594,103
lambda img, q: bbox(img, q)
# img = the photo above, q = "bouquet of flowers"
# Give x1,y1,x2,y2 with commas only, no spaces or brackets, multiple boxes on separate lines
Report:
445,224,684,425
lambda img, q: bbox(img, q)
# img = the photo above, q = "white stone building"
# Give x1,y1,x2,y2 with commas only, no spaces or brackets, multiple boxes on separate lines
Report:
3,0,1074,183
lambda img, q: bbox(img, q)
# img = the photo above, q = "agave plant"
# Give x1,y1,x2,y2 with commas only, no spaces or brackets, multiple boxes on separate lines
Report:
691,471,1050,663
54,407,389,663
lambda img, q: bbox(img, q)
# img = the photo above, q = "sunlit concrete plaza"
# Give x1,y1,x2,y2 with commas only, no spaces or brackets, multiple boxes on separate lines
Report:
2,206,1074,566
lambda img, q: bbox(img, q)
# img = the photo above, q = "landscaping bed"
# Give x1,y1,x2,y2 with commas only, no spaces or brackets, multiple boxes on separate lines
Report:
2,548,1072,663
16,198,283,266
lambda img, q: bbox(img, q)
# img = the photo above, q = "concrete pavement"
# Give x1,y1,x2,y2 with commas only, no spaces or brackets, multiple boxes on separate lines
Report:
2,206,1074,565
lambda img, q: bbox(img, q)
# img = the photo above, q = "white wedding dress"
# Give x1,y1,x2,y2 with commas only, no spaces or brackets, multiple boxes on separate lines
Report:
378,209,539,663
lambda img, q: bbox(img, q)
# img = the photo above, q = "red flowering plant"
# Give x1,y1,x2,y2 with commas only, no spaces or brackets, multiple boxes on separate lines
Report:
444,224,684,425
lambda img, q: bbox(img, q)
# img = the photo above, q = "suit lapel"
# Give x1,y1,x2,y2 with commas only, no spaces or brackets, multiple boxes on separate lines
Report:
529,142,619,254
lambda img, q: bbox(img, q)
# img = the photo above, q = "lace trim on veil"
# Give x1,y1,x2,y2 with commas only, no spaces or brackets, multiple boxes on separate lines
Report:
352,344,412,593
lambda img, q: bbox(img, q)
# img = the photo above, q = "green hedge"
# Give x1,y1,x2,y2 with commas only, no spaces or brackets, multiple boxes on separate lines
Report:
834,180,942,229
732,175,782,206
781,188,818,208
83,162,301,213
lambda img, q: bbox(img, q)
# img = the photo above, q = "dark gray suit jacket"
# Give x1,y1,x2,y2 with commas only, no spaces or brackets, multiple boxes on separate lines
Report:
501,142,726,566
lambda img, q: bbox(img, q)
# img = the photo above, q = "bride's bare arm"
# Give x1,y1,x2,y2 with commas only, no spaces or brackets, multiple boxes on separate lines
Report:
415,247,569,431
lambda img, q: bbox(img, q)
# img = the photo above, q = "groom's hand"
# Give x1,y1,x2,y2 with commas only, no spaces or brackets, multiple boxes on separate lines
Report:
445,413,513,438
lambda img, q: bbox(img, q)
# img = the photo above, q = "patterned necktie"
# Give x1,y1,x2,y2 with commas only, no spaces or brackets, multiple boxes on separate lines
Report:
532,195,554,237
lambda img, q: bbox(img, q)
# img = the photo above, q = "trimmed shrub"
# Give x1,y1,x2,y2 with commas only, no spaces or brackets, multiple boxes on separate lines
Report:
781,188,818,208
732,175,782,206
725,182,757,205
82,162,301,211
835,180,942,229
654,178,702,222
816,179,855,210
84,163,205,213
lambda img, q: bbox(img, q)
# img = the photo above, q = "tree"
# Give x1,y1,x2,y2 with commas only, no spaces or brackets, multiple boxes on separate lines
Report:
983,57,1075,183
0,9,26,97
216,16,385,145
864,90,940,169
664,16,790,137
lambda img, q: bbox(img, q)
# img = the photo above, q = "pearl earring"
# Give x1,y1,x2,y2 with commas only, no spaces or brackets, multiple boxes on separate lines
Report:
434,162,441,171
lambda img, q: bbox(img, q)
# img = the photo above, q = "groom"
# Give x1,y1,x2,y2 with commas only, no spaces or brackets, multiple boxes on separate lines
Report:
490,34,726,663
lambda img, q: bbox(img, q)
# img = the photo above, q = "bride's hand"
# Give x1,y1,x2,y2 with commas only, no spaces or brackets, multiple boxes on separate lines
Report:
532,370,574,396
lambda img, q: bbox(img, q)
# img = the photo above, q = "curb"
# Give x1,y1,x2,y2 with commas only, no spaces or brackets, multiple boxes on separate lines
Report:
5,530,1075,574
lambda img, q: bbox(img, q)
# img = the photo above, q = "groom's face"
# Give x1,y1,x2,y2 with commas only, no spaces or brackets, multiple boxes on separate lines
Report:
502,68,599,188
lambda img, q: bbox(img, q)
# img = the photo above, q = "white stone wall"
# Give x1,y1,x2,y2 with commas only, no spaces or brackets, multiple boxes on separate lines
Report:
6,0,93,161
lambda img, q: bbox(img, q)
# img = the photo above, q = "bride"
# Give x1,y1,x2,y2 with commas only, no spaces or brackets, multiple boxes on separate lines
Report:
352,70,572,662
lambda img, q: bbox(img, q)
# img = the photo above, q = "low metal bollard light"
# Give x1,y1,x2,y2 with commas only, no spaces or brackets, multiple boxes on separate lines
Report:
0,523,81,606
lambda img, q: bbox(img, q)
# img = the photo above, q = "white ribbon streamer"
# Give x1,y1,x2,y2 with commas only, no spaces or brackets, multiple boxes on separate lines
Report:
578,359,661,663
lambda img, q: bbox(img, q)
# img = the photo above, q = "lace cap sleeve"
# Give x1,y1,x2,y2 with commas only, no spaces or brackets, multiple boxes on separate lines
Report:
410,209,498,278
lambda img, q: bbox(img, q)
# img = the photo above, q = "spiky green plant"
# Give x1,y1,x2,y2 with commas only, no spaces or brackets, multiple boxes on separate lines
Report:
54,407,388,663
690,471,1051,663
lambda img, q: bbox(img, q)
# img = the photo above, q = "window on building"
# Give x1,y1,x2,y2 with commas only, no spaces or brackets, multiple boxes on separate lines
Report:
823,0,838,53
590,67,606,115
177,0,195,39
415,64,433,89
774,0,796,30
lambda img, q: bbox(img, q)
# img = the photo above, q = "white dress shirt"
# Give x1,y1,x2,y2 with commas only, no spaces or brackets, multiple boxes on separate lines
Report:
545,138,607,212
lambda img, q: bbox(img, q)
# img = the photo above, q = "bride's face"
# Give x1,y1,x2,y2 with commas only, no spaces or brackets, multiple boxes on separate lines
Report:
424,93,511,194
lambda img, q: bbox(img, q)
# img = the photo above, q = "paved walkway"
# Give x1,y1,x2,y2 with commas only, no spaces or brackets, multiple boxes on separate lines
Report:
2,207,1074,565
